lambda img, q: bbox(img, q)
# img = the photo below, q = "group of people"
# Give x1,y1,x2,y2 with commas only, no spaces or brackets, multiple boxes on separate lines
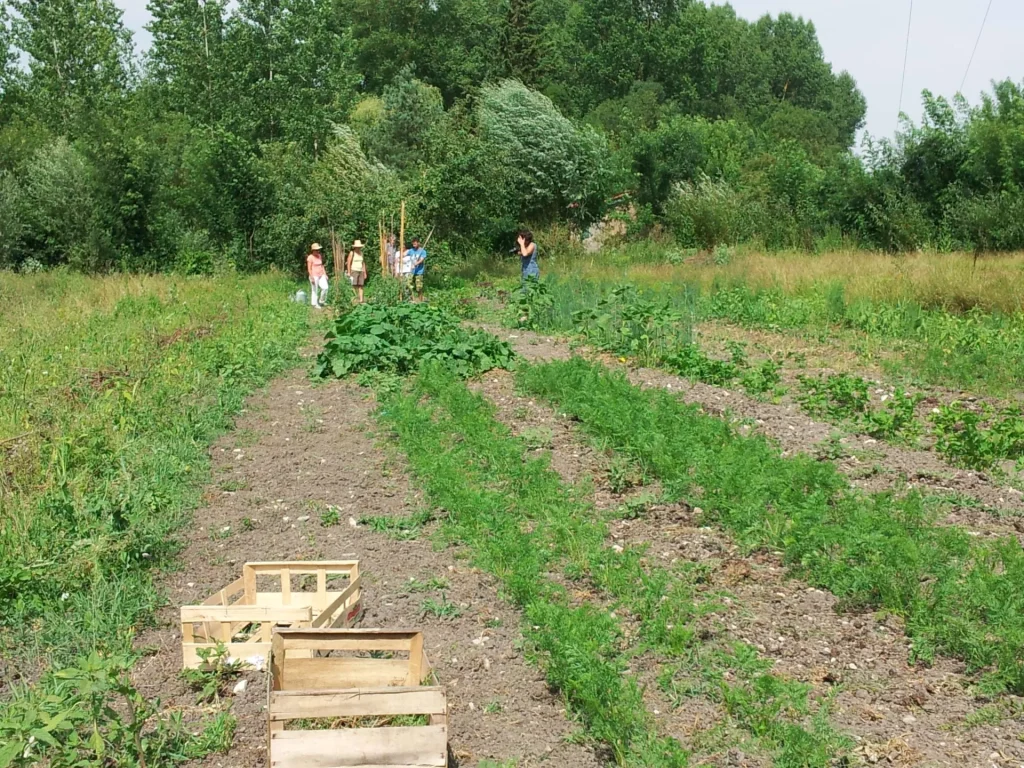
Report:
304,234,428,309
303,229,539,309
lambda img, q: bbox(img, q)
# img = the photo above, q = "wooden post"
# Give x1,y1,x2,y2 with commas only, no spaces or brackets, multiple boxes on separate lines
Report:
331,229,342,281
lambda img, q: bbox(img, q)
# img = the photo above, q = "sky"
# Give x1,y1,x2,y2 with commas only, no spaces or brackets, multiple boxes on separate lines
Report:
113,0,1021,142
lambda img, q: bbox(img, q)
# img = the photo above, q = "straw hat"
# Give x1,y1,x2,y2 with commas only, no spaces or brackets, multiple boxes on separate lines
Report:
311,243,322,251
352,240,364,249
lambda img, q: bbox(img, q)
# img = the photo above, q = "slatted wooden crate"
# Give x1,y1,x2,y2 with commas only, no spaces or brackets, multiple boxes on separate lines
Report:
268,628,447,768
180,561,362,669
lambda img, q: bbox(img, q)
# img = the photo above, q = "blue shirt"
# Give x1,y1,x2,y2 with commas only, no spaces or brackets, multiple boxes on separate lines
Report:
407,247,427,275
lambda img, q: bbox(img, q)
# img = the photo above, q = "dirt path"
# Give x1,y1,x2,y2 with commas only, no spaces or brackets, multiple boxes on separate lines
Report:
472,366,1024,767
484,324,1024,545
134,349,602,768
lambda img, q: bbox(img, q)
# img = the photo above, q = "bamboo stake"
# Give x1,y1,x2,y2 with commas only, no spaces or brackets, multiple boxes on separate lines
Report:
422,225,436,249
399,201,406,299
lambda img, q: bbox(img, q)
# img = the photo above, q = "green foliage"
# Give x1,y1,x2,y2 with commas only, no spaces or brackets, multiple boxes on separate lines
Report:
795,373,870,421
862,389,924,442
931,402,1024,471
360,509,433,540
571,284,691,365
519,358,1024,694
314,303,516,379
179,644,246,704
0,651,234,767
379,363,848,764
0,273,306,764
479,79,611,226
510,278,554,330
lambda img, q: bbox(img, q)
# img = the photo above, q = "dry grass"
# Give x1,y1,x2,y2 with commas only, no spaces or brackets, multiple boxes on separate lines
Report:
552,248,1024,315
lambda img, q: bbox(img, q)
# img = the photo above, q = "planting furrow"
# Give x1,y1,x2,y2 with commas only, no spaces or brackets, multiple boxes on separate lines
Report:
475,369,1024,765
517,358,1024,700
379,366,850,766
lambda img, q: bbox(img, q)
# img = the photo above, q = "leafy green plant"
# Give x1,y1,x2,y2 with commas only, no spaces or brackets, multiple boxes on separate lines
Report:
180,644,246,704
314,303,516,379
665,343,740,386
0,652,234,767
571,285,691,366
862,388,923,441
930,402,1024,470
319,506,341,527
740,358,783,397
420,594,463,619
795,373,870,421
511,278,555,330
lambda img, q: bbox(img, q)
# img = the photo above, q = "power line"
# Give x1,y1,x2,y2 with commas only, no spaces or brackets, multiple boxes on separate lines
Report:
960,0,995,95
897,0,913,126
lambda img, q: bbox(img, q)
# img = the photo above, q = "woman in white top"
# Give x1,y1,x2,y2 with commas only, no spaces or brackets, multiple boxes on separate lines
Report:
347,239,368,304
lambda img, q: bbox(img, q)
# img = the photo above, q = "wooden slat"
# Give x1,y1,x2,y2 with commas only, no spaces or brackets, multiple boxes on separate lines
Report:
280,567,292,605
271,633,285,690
243,563,257,603
406,633,424,686
311,578,362,628
200,576,244,606
181,606,312,623
269,725,447,767
316,569,327,612
280,658,411,690
275,628,421,652
269,687,446,719
245,561,359,574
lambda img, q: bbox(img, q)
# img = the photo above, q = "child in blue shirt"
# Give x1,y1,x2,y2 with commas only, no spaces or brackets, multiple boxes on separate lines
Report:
405,237,427,302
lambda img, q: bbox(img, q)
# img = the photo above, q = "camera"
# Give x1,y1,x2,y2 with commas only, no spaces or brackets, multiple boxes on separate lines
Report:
508,246,520,255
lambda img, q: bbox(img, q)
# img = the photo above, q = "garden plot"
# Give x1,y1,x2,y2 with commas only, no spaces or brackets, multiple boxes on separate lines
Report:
471,366,1024,766
481,322,1024,540
133,360,601,768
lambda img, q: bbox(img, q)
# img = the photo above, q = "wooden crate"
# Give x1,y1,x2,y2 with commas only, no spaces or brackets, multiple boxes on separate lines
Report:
180,561,362,669
268,628,447,768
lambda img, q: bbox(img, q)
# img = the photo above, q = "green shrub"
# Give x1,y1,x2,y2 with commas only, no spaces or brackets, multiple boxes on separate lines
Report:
314,303,516,378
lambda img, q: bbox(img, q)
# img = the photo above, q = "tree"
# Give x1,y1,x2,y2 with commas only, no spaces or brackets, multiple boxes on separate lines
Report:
478,79,611,225
145,0,229,125
9,0,134,132
22,137,110,268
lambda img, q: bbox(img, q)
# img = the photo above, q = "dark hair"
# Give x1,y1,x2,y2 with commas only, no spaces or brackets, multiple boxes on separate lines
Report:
519,230,534,245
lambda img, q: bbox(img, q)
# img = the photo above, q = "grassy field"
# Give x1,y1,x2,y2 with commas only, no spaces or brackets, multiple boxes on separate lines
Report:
0,271,308,766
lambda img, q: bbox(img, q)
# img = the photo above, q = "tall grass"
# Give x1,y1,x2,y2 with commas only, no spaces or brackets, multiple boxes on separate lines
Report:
0,271,307,764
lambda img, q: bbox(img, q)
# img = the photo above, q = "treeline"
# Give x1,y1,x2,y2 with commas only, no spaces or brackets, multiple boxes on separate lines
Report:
0,0,1020,274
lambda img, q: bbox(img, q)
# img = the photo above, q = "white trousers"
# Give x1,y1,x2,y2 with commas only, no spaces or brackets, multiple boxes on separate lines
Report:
309,275,328,306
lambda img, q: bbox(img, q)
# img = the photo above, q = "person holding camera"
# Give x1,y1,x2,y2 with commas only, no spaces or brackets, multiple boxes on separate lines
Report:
517,230,539,283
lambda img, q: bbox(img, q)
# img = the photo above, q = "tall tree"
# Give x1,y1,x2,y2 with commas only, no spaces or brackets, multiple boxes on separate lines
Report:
499,0,542,84
145,0,229,124
226,0,357,147
9,0,133,132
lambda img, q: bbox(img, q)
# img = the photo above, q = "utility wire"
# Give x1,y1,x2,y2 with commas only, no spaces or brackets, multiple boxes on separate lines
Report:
960,0,995,94
897,0,914,127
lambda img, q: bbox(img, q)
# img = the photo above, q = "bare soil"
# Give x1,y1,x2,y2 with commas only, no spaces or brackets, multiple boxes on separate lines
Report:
134,348,602,768
471,361,1024,768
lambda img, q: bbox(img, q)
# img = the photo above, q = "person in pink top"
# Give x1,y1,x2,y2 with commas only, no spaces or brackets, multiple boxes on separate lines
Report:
306,243,328,308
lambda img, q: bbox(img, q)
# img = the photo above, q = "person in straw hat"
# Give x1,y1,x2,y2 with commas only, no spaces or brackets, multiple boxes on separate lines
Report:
306,242,328,308
347,239,368,304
